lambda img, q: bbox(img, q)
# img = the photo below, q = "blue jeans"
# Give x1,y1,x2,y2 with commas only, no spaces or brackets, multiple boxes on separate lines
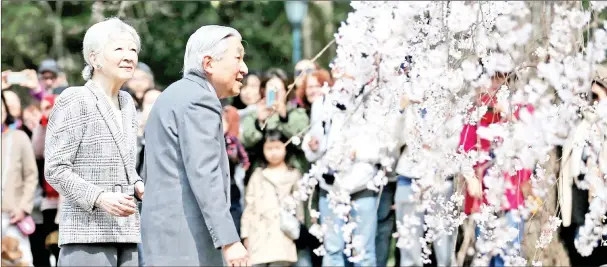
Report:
375,181,396,267
395,176,455,267
475,211,524,267
294,248,312,267
319,189,378,267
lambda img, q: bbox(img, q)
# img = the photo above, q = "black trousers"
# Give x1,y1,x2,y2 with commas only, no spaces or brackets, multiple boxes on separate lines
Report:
29,209,59,267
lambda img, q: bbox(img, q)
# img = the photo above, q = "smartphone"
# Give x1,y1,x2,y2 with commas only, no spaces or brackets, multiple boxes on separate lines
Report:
266,87,276,108
6,72,27,85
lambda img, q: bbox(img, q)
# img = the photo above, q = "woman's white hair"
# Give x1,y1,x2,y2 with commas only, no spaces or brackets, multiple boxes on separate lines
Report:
81,17,141,81
183,25,241,78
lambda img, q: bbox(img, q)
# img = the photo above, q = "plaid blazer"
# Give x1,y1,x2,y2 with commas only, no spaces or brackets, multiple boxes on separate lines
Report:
44,81,142,245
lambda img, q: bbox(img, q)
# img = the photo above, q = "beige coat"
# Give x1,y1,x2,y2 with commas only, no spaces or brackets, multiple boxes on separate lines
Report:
1,129,39,214
559,108,607,227
241,167,303,265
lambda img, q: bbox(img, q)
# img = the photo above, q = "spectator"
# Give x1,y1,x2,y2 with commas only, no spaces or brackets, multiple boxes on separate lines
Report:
241,129,303,266
240,68,310,181
391,103,457,267
2,90,27,134
30,94,60,266
293,59,319,90
38,59,64,95
136,88,161,174
559,65,607,266
231,72,262,119
125,62,155,110
295,69,333,111
459,72,533,267
1,91,39,266
301,76,381,266
22,103,42,136
223,105,250,236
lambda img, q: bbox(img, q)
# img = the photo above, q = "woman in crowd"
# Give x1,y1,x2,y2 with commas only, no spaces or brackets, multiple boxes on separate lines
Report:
459,72,534,267
22,104,41,137
124,62,155,111
240,68,310,182
293,59,319,91
232,72,262,120
241,129,303,267
2,90,26,133
1,91,39,266
135,88,161,174
301,70,382,267
29,94,60,266
559,65,607,266
44,18,144,266
294,69,332,113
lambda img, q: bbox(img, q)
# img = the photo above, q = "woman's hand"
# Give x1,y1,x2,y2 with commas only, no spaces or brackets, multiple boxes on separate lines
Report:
308,136,320,152
272,100,287,119
1,70,11,90
592,83,607,100
466,177,483,199
135,181,145,201
9,209,26,224
257,103,271,124
20,69,41,91
96,192,137,217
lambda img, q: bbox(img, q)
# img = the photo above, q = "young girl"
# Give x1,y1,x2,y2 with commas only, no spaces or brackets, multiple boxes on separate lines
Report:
241,130,303,267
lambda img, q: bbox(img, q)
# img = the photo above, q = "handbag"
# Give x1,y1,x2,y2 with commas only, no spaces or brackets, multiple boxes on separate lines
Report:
263,172,301,240
2,132,36,236
16,216,35,236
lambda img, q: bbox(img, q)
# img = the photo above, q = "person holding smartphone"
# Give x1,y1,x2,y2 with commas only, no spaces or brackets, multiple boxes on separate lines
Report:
240,68,311,183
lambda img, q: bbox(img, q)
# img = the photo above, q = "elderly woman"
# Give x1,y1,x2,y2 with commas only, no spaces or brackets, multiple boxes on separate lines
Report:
44,17,144,266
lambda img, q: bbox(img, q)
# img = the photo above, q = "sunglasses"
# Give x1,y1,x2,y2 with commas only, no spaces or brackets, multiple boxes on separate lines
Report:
295,68,314,78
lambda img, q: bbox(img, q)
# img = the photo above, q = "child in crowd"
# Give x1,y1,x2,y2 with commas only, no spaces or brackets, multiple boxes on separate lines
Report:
241,130,303,267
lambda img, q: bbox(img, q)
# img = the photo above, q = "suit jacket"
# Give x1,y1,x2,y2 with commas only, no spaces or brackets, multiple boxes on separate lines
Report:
1,129,38,214
44,81,142,246
141,73,240,266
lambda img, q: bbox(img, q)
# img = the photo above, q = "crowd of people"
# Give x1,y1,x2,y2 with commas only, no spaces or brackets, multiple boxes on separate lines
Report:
1,20,607,267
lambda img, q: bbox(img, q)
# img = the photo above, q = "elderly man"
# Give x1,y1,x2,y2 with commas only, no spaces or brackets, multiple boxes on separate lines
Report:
141,25,249,266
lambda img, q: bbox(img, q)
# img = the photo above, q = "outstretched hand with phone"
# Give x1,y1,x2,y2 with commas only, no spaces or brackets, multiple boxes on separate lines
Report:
20,69,41,91
1,71,11,90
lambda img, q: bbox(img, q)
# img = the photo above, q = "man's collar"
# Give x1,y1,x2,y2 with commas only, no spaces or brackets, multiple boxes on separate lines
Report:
184,72,216,95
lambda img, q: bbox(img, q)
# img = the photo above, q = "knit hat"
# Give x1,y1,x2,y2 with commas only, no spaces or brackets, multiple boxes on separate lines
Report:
38,59,61,75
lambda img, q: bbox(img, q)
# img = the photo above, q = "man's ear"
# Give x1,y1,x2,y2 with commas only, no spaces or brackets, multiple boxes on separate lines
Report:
202,55,214,76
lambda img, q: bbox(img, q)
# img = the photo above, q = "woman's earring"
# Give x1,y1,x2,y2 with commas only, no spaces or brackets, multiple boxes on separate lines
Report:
96,64,102,70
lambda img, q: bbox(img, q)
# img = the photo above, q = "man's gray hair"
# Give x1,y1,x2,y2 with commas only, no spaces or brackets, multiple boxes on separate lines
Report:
183,25,241,78
81,17,141,81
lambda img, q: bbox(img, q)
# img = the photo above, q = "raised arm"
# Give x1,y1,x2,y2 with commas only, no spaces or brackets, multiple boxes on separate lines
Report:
44,92,103,212
178,95,240,249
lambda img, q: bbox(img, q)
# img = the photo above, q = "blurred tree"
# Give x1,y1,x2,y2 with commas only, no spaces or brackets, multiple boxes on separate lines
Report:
1,1,349,88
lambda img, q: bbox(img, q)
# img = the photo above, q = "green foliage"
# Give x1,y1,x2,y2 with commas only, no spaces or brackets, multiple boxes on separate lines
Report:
1,1,350,89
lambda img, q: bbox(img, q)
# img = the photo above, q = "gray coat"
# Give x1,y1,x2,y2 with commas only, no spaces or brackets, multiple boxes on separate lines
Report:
44,81,142,246
140,73,240,266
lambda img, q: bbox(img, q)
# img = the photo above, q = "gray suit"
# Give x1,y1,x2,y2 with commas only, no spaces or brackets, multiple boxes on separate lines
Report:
141,73,240,266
